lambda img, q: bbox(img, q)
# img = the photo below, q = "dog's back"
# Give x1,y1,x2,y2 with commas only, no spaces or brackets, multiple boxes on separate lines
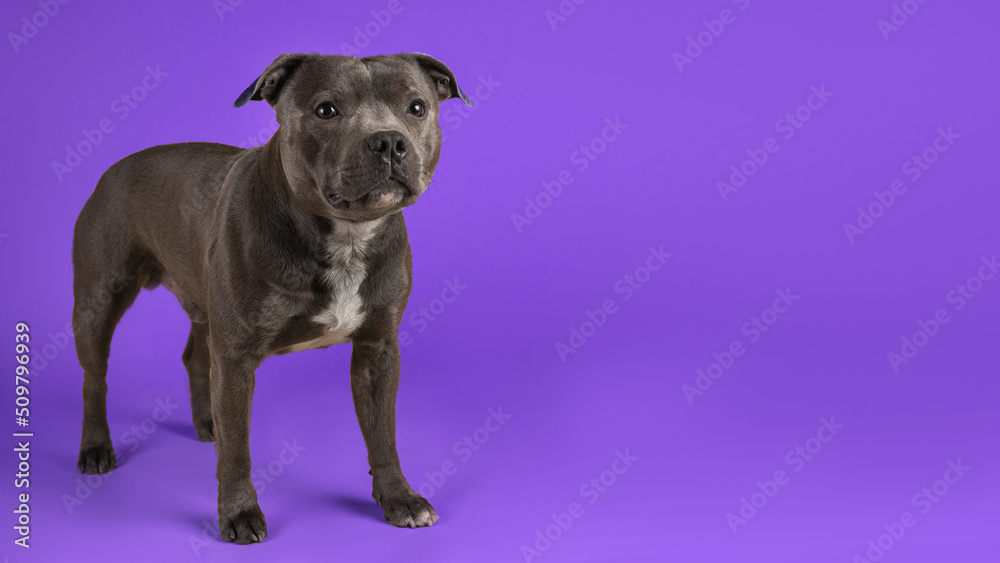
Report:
77,142,245,240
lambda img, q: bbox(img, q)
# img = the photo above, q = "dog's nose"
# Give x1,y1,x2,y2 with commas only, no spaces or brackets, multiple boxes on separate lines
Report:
367,131,408,163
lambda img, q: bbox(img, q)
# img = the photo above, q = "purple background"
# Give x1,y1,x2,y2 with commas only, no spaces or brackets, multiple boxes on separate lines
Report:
1,0,998,561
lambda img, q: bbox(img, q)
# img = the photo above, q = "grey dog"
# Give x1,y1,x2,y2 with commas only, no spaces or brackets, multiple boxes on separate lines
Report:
71,52,471,543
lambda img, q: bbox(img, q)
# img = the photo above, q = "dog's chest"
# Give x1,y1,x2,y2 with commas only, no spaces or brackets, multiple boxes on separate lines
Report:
284,219,383,353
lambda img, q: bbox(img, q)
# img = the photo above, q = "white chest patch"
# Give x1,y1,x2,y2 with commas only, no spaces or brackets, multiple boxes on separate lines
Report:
287,217,384,353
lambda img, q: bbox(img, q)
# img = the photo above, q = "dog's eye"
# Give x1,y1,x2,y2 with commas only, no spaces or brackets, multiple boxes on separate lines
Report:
407,101,426,118
315,103,337,119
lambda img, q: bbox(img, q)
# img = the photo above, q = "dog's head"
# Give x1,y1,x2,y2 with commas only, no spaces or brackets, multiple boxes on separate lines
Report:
234,53,471,222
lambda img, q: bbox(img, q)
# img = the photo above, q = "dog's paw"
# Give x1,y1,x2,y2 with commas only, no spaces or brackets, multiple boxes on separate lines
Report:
77,443,117,474
194,417,215,442
376,491,439,528
219,505,268,544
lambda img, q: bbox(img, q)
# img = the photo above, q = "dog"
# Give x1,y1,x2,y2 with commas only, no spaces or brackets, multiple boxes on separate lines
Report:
71,52,471,543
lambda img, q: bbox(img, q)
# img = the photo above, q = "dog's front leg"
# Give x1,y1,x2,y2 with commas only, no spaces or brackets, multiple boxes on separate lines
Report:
351,337,438,528
210,351,268,543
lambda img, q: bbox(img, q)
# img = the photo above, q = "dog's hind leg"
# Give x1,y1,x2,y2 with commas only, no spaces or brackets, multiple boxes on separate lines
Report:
72,205,146,474
183,322,214,442
72,269,143,474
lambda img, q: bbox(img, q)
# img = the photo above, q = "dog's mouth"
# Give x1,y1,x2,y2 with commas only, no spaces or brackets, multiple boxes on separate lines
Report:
326,178,414,212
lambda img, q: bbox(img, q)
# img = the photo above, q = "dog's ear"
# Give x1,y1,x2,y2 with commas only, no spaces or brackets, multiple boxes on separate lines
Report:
410,53,473,107
234,53,309,108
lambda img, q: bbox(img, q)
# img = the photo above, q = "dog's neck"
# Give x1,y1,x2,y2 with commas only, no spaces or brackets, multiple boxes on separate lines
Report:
320,216,386,268
240,139,393,287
